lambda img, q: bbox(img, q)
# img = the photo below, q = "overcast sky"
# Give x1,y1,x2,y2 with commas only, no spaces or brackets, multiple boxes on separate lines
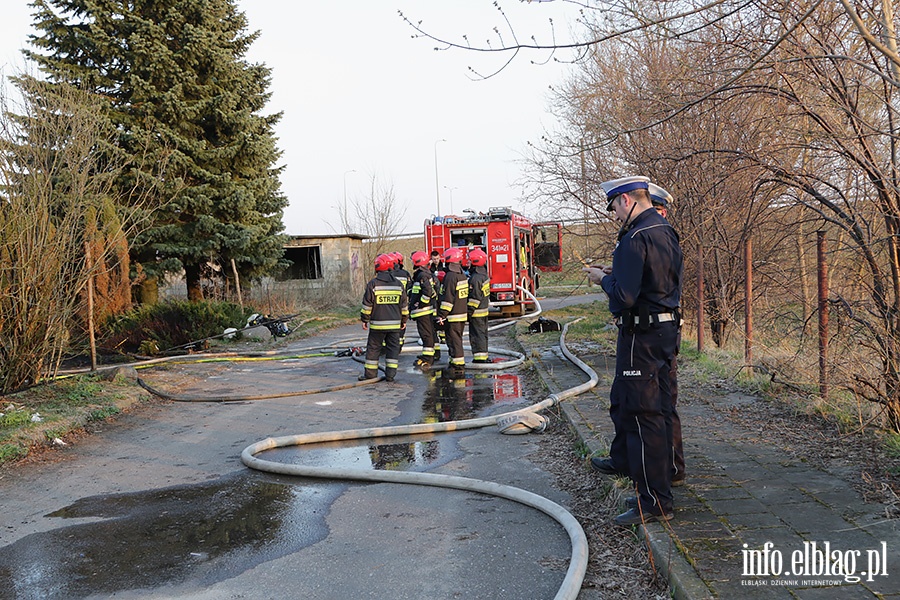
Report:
0,1,583,236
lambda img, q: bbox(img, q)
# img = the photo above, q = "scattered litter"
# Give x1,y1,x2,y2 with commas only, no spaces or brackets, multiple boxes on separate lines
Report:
223,327,238,340
52,438,67,446
30,413,43,423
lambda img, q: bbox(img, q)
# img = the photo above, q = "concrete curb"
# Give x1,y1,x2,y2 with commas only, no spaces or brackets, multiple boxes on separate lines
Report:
556,401,714,600
527,335,714,600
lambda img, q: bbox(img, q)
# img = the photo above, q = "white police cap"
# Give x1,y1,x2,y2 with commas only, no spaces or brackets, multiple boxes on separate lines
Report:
648,182,673,209
601,176,650,210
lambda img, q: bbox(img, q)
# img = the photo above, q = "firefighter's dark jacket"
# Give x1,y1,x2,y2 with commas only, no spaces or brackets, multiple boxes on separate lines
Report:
392,267,411,291
361,272,409,330
467,265,490,318
600,208,682,317
409,266,438,319
438,263,469,323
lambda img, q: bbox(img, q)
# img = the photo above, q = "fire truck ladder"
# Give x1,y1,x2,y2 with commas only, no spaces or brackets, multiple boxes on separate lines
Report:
429,225,445,251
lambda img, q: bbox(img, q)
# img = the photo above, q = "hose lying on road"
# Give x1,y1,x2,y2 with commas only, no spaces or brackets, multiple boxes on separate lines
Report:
136,286,545,401
242,319,597,600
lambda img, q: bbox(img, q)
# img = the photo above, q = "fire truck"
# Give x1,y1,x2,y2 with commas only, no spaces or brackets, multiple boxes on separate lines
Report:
424,207,562,318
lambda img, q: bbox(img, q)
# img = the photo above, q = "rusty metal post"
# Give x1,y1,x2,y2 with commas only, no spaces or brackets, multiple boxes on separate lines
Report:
817,231,829,399
697,239,705,353
744,237,753,366
85,241,97,372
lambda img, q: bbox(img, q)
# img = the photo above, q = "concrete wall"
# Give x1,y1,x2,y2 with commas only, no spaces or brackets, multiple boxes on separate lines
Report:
269,235,366,306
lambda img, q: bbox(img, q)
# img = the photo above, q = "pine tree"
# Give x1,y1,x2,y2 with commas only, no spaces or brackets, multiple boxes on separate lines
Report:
24,0,288,302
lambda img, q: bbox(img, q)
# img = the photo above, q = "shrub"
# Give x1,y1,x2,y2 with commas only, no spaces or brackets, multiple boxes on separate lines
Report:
101,300,250,354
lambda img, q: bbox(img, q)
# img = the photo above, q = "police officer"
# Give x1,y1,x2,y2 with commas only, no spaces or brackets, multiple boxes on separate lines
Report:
647,182,685,487
359,253,409,382
437,247,469,375
649,182,672,220
584,176,683,526
467,248,491,363
409,251,439,368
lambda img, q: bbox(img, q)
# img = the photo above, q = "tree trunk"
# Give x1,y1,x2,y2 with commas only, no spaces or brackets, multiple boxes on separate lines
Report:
133,276,159,305
184,263,204,302
885,367,900,432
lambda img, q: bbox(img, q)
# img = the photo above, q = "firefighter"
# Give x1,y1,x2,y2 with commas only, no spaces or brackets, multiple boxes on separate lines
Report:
436,247,468,375
433,268,446,361
409,251,439,369
391,251,412,289
359,253,409,382
390,252,412,348
466,248,491,363
585,175,683,526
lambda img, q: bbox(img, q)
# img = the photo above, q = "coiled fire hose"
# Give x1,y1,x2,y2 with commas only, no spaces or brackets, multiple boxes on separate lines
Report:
242,319,598,600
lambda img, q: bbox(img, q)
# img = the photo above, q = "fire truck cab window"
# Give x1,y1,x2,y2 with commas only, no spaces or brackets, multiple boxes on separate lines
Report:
451,232,485,248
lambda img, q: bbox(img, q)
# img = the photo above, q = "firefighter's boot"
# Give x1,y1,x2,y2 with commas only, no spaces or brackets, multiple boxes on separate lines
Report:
358,369,378,381
385,358,399,382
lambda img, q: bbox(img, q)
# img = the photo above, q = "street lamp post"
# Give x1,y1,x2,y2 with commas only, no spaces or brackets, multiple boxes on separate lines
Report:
343,169,356,233
444,185,458,214
434,139,447,216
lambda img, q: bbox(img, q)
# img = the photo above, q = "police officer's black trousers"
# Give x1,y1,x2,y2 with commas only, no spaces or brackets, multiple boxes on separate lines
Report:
610,336,685,483
661,354,685,481
413,315,437,361
445,320,466,367
468,316,489,361
608,321,678,515
364,328,401,380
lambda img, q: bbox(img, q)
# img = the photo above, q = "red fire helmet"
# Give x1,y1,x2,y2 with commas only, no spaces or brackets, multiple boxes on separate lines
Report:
468,248,487,267
443,247,464,264
374,253,394,272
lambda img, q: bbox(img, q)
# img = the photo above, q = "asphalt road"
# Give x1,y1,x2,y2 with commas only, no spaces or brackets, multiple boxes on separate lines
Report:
0,300,602,600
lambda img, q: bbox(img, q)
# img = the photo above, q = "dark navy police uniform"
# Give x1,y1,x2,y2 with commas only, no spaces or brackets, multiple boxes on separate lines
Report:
601,207,683,516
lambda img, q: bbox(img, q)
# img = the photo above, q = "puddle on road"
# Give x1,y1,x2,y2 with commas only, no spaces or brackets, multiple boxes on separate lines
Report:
264,372,526,473
0,472,342,600
0,373,526,599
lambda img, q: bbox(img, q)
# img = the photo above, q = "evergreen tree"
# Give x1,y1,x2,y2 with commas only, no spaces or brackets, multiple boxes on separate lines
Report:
24,0,288,302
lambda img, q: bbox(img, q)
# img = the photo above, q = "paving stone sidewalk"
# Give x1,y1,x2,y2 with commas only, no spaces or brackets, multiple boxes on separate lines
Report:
528,342,900,599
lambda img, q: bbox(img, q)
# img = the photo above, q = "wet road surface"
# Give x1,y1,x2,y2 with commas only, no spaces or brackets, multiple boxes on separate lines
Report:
0,319,588,599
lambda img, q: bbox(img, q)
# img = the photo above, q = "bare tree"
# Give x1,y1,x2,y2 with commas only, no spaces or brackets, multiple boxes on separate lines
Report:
0,78,159,391
338,171,409,267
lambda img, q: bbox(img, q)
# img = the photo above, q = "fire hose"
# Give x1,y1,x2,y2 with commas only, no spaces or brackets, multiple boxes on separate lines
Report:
242,319,598,600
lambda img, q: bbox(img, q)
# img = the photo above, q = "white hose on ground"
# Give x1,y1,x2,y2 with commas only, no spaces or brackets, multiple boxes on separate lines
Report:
242,318,598,600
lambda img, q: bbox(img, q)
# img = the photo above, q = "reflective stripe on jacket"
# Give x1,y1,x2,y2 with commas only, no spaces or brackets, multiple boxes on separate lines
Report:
467,266,490,319
438,264,469,323
409,266,438,319
361,272,409,330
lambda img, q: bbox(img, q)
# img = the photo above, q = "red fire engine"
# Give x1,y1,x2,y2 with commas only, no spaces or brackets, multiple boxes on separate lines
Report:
425,207,562,317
